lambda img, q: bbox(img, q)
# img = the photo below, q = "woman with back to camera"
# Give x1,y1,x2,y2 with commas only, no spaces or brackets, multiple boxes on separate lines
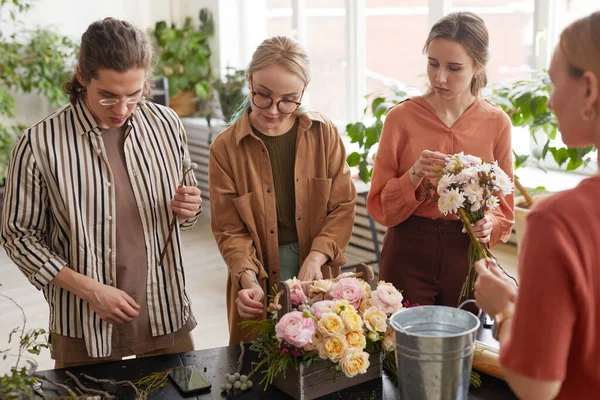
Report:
367,12,514,308
474,11,600,400
209,36,356,345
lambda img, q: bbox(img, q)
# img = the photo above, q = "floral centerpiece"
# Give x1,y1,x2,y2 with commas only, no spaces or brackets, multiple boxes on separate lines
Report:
425,152,515,303
240,267,404,398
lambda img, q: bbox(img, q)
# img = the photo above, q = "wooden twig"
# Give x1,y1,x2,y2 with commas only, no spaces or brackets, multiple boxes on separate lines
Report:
33,373,78,398
65,371,114,399
236,341,245,374
514,176,534,207
81,373,142,398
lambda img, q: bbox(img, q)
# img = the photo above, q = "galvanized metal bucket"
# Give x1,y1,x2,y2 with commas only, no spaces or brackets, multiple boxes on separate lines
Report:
388,300,481,400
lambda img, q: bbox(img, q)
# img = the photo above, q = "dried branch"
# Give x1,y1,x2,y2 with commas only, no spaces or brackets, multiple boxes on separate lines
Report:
0,292,27,370
236,341,245,374
65,371,114,399
33,373,78,398
81,373,142,398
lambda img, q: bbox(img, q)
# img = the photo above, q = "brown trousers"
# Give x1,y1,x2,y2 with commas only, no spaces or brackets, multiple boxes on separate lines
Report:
379,215,474,308
53,332,194,369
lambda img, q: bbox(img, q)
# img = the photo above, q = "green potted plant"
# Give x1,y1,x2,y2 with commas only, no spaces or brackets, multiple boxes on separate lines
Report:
346,86,413,183
489,71,595,249
214,67,247,124
0,0,78,220
151,8,215,118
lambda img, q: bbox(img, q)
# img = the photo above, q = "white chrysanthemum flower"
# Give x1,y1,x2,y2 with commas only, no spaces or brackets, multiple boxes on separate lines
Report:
437,175,452,195
457,167,478,184
464,180,484,203
486,195,500,210
470,200,482,212
493,170,513,195
439,188,465,216
462,154,483,167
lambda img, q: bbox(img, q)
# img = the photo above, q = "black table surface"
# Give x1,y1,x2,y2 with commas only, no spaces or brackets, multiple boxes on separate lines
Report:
36,326,517,400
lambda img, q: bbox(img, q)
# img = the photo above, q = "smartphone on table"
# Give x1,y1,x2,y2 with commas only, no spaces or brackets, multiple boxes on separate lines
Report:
169,365,212,395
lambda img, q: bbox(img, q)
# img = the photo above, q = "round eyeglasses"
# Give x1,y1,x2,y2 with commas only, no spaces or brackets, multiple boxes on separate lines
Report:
250,79,303,114
98,97,141,106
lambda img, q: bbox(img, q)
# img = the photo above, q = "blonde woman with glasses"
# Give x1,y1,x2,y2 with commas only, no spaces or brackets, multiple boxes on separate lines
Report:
209,36,356,345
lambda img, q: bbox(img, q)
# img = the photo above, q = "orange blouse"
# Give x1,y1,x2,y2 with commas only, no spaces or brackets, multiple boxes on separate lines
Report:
367,96,514,246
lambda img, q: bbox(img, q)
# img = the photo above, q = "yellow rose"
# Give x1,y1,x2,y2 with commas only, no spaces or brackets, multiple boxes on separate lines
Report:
340,310,363,331
334,299,353,314
363,306,387,333
318,334,349,362
303,331,324,352
346,330,366,349
340,349,370,377
310,279,334,298
360,279,371,294
318,312,345,335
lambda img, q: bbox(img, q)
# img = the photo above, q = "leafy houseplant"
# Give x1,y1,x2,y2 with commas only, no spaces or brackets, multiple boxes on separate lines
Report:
0,0,78,218
214,68,246,124
489,70,595,193
151,8,215,117
346,88,413,183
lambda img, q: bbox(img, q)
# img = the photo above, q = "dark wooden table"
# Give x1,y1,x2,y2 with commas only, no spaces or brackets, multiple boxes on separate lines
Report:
36,325,517,399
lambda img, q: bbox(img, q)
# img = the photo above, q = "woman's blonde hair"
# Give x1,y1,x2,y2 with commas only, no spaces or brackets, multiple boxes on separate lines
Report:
423,12,489,96
559,11,600,83
230,36,310,123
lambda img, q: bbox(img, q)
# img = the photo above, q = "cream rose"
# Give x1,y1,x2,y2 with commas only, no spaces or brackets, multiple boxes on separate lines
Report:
363,306,387,333
346,330,367,349
318,312,346,335
318,334,349,362
311,300,336,319
382,327,396,351
340,309,363,331
339,349,370,377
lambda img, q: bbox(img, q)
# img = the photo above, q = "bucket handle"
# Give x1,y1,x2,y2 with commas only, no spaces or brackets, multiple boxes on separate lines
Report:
458,299,482,319
387,316,408,335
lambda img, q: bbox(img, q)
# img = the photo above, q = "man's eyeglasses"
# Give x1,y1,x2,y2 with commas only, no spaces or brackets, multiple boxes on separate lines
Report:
98,97,142,106
250,78,303,114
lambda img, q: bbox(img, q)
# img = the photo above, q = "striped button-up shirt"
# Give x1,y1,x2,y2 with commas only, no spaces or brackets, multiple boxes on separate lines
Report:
1,100,198,357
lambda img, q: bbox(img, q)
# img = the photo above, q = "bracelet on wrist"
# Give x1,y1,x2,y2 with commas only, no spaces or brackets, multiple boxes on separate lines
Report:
411,163,424,178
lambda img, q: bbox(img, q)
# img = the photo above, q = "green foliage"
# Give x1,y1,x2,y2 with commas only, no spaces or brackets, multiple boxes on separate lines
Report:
346,88,412,183
489,71,595,172
0,0,78,186
151,8,215,99
213,68,246,123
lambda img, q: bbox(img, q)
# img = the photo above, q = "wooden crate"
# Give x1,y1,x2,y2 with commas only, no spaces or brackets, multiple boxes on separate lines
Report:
272,264,383,400
272,352,382,400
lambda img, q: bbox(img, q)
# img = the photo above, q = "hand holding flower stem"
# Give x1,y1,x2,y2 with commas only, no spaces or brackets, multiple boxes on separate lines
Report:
158,160,198,267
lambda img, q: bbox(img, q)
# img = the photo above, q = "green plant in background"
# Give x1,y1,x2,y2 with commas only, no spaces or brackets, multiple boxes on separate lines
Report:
346,88,412,183
151,8,215,100
0,0,78,187
214,67,247,123
490,70,595,174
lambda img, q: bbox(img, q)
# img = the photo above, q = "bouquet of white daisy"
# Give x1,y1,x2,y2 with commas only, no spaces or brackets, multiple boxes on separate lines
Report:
425,152,514,303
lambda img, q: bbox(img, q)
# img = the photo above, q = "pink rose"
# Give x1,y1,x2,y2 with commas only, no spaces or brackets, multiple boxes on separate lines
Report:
331,278,364,309
275,311,316,348
311,300,336,319
371,282,404,315
290,285,308,308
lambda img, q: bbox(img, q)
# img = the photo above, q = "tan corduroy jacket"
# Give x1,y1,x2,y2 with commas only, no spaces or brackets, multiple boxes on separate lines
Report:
209,110,356,345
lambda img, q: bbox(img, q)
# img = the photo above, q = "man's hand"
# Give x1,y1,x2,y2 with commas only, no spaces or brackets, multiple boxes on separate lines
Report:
87,282,141,325
470,215,494,244
171,185,202,221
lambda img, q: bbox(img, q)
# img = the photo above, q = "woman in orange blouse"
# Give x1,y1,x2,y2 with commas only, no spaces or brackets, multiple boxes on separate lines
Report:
474,12,600,400
367,12,514,307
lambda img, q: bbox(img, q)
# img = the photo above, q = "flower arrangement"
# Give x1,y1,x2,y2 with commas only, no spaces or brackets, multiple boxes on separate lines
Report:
425,152,514,303
241,270,404,391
